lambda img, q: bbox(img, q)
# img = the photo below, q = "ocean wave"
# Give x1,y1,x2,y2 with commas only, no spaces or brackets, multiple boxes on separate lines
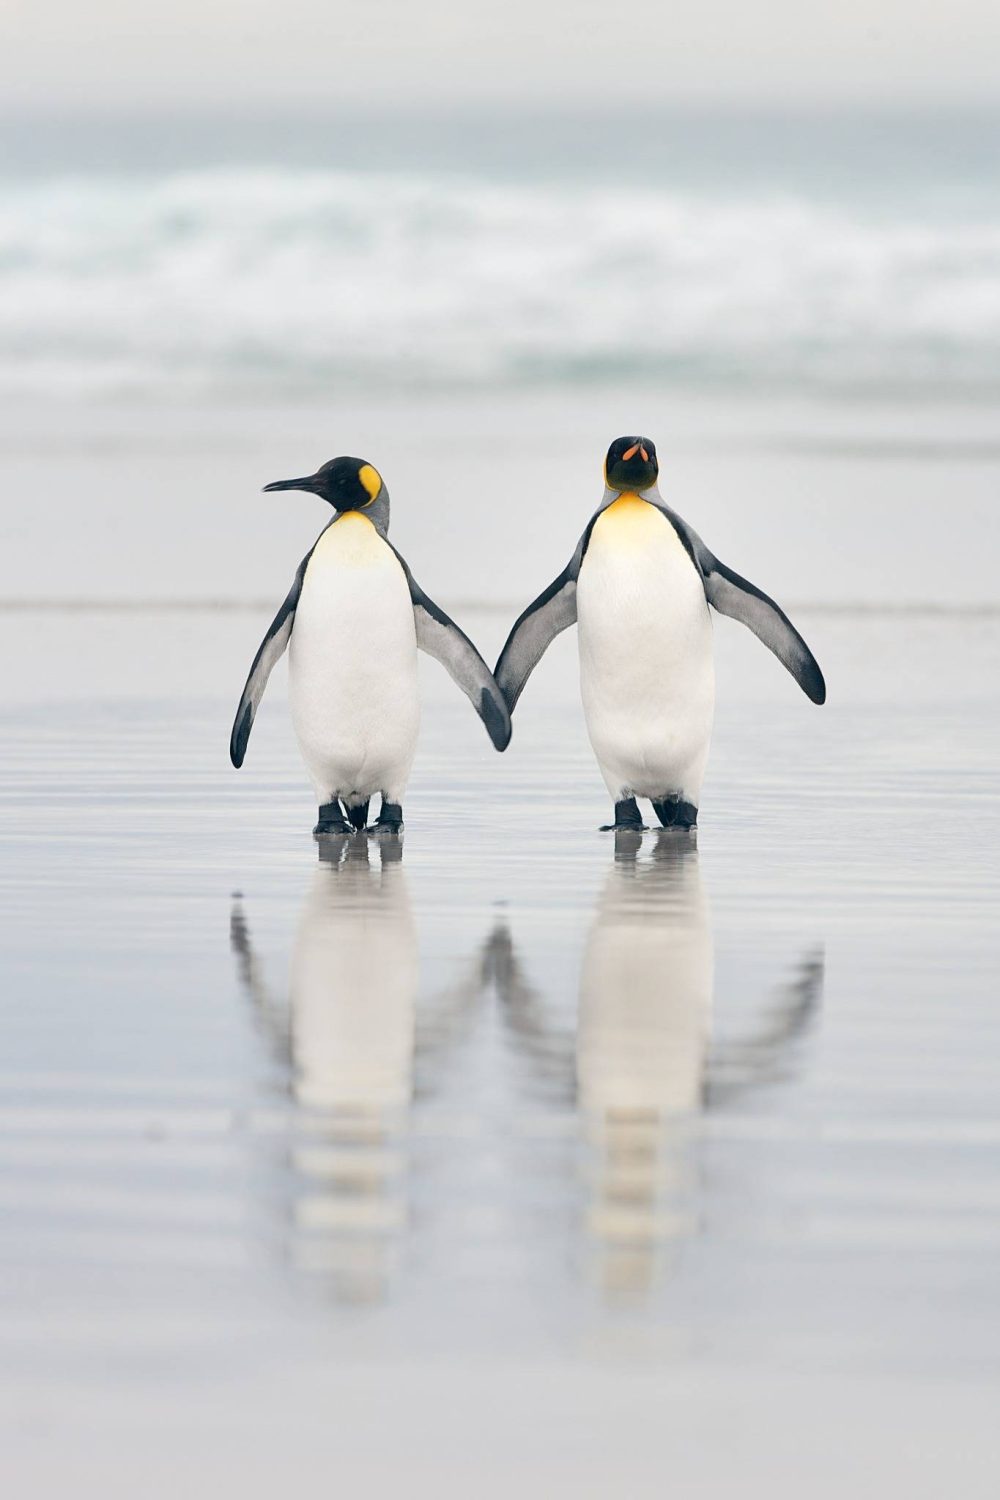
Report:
1,168,999,396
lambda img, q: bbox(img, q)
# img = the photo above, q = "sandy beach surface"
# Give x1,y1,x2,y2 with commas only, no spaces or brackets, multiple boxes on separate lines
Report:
1,386,999,1495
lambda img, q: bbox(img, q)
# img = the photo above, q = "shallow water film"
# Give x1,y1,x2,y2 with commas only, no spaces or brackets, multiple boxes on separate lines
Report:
2,596,998,1496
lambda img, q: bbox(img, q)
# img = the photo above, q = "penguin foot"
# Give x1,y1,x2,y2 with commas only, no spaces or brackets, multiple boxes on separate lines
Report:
652,796,698,829
368,799,403,835
314,799,353,837
600,797,647,833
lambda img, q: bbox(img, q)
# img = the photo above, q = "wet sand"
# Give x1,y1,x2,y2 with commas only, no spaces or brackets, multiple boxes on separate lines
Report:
2,387,999,612
2,592,999,1495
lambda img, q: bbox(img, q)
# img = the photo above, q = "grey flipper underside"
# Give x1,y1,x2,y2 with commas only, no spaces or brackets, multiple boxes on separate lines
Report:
494,517,599,712
652,498,827,706
702,557,826,704
229,547,313,768
386,543,512,751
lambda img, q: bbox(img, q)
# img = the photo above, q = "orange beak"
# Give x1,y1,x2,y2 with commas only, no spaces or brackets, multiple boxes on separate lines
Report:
622,443,648,462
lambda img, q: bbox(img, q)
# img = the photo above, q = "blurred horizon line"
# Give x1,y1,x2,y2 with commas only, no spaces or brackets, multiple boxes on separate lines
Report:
4,103,1000,123
3,103,999,178
2,598,997,618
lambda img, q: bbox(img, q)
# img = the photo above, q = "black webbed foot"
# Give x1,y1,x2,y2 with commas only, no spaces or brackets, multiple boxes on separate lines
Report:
652,796,698,829
313,799,352,837
368,798,403,835
600,796,647,833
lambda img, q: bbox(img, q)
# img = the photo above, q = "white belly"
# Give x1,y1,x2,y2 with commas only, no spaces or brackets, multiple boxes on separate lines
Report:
576,496,715,803
288,515,420,805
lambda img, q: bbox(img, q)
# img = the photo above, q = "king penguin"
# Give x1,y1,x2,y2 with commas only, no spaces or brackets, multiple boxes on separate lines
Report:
495,435,825,831
230,455,511,835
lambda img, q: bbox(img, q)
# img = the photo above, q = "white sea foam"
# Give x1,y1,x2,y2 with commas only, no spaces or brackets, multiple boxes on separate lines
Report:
2,168,999,396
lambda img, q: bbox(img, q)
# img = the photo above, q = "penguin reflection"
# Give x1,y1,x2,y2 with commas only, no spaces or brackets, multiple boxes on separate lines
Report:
494,830,822,1301
577,828,712,1296
231,834,416,1302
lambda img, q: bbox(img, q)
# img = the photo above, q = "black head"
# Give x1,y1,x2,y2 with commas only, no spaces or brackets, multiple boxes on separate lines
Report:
263,456,383,511
604,435,658,493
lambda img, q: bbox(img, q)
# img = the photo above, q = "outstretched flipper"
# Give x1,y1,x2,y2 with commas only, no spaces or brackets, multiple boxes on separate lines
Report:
654,501,826,706
498,494,825,711
494,521,598,712
391,549,511,751
229,551,311,768
495,564,578,713
702,559,826,704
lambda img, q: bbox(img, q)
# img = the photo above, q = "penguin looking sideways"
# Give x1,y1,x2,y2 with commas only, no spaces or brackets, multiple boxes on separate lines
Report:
495,436,825,831
230,456,511,835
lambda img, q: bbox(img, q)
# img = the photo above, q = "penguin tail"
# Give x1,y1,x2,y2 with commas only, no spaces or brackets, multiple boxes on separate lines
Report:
346,800,370,831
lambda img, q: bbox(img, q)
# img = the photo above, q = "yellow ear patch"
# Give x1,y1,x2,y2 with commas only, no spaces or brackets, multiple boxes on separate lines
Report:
358,464,382,503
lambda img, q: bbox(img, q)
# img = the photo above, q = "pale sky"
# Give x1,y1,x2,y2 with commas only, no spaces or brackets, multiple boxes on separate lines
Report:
3,0,1000,112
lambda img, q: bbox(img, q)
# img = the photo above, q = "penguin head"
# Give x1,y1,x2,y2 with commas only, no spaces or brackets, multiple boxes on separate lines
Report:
263,456,383,511
604,436,658,494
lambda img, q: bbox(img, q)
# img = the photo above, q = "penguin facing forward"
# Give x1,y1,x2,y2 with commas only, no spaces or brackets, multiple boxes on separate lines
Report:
495,436,825,831
230,456,511,835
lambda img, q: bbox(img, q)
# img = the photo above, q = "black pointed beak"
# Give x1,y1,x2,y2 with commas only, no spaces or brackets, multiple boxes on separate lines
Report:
262,474,320,494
